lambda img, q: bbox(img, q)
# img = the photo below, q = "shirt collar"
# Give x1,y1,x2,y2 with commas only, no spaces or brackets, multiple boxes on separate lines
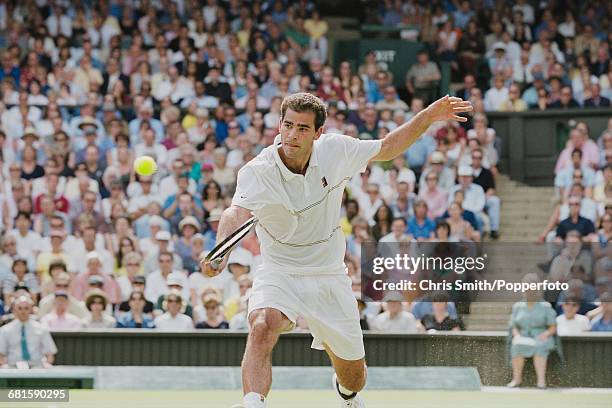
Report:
272,134,319,181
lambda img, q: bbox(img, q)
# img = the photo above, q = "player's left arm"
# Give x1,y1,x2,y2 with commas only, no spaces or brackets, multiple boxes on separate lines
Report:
372,95,473,162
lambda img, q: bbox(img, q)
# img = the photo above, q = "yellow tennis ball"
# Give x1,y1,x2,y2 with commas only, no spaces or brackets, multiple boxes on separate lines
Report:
134,155,158,176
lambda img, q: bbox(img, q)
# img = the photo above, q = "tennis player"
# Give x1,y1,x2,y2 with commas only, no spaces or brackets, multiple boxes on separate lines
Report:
202,92,472,408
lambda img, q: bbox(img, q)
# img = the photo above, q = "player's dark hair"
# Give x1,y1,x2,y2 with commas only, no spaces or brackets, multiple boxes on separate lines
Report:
280,92,327,130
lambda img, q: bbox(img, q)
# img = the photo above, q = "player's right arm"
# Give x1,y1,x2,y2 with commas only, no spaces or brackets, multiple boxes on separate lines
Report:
200,205,253,277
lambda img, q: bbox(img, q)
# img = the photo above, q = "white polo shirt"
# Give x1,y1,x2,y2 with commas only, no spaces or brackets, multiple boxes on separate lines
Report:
232,133,381,274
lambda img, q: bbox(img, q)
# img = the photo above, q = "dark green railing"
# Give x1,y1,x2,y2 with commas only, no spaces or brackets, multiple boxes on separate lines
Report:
50,330,612,387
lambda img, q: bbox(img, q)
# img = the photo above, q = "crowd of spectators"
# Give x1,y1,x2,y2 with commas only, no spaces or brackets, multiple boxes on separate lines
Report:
363,0,611,111
0,1,609,363
530,116,612,334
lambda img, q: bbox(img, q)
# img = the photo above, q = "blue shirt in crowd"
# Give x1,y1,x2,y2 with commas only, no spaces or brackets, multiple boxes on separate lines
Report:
407,217,436,239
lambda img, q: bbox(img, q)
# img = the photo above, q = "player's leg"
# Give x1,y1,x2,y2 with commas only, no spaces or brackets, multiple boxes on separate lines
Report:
240,307,293,407
306,275,367,406
325,343,367,396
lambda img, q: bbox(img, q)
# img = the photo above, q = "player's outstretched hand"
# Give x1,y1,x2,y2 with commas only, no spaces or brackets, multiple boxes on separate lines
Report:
426,95,473,123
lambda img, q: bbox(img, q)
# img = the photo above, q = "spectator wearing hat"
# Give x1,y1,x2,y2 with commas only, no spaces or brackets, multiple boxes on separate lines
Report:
153,273,193,318
74,118,107,162
174,216,202,265
222,247,253,302
371,292,418,332
40,291,84,330
2,259,40,307
143,230,182,275
419,151,456,192
195,294,229,329
145,252,188,302
203,208,223,251
488,43,513,82
189,253,231,306
154,291,194,330
116,290,155,329
83,290,116,328
72,252,121,304
449,165,490,233
19,129,46,172
0,296,57,368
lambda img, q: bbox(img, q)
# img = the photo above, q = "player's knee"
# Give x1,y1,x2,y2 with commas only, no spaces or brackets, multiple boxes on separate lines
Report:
248,309,285,348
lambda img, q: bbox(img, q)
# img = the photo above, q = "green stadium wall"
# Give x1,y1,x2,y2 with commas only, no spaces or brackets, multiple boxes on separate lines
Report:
51,330,612,388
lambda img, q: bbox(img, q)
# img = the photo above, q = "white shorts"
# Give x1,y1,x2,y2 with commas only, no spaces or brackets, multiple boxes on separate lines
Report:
247,268,365,361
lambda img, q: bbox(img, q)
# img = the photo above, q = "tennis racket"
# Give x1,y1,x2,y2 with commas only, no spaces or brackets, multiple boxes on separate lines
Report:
202,216,257,270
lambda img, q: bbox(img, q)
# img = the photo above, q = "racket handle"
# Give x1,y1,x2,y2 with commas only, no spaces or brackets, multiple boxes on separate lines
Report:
210,258,223,270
